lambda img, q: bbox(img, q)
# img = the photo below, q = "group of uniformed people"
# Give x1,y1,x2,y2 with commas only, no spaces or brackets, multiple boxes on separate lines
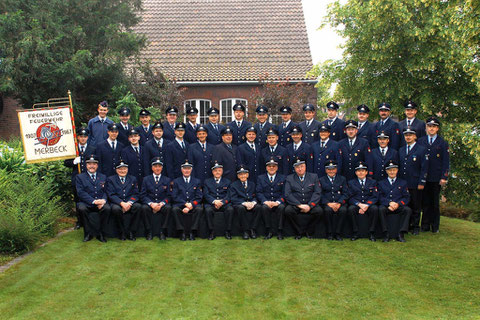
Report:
65,99,449,243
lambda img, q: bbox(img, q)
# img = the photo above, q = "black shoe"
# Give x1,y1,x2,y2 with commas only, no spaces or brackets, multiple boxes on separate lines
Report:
74,221,81,230
250,229,257,239
432,229,439,233
306,233,313,239
369,234,376,242
119,233,126,241
159,232,166,240
98,234,107,243
83,234,93,242
327,234,334,240
295,235,302,240
421,226,430,232
128,232,136,241
277,231,284,240
242,231,250,240
180,233,187,241
412,228,419,236
351,235,359,241
146,232,153,241
264,232,273,240
189,233,195,241
383,235,390,242
397,233,406,242
335,235,343,241
208,231,215,240
225,231,232,240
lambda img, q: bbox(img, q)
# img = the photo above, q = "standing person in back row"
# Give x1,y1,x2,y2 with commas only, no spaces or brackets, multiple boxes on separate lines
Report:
278,106,296,147
254,105,275,148
418,117,449,233
372,102,401,150
212,126,238,182
97,123,124,177
299,103,321,145
322,101,345,141
205,107,224,145
398,100,425,146
228,102,252,145
135,108,153,146
87,100,114,147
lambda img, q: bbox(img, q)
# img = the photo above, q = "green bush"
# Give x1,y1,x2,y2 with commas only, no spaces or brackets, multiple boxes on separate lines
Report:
0,170,65,254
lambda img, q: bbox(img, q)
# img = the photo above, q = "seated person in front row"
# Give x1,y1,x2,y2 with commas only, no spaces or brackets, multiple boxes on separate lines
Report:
284,157,324,239
203,161,234,240
140,157,172,241
106,160,141,241
347,161,379,242
378,160,412,242
320,160,348,241
256,157,287,240
75,154,111,243
171,160,203,241
227,165,260,240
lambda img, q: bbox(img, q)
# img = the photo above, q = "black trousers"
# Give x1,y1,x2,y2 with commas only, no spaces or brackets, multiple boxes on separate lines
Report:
141,204,171,234
259,204,285,231
324,204,347,235
348,204,379,234
76,202,111,237
379,205,412,234
111,202,141,235
172,206,202,233
204,204,234,231
422,181,441,231
234,204,261,231
408,188,423,230
284,205,324,235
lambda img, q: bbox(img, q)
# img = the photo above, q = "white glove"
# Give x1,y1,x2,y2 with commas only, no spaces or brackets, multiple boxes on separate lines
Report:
73,157,81,165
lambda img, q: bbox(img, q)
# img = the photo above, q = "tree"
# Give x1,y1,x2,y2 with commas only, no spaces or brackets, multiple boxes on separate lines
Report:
0,0,145,120
317,0,480,122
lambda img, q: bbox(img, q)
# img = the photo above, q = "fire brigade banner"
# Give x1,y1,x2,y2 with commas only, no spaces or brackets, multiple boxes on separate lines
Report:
18,106,77,163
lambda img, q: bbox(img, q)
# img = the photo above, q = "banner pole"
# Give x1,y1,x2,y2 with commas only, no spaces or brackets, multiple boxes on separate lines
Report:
67,90,81,173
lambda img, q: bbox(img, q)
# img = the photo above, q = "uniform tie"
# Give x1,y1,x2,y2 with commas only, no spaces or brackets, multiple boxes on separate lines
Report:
181,141,185,150
381,148,385,157
214,124,218,132
407,119,411,126
80,146,85,154
250,143,255,151
134,146,139,154
144,126,149,133
328,119,332,126
358,122,363,129
121,177,125,184
283,122,286,129
227,144,232,150
407,145,411,155
243,181,247,189
111,141,115,151
299,175,304,182
390,178,395,185
321,141,325,148
294,144,298,151
202,143,206,152
90,174,96,182
155,176,159,183
361,180,364,187
237,121,241,127
349,139,354,148
270,146,274,153
270,176,274,183
100,119,104,124
185,177,189,184
429,137,433,145
215,178,220,184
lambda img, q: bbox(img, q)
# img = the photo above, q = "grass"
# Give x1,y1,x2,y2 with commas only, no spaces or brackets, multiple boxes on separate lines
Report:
0,217,479,319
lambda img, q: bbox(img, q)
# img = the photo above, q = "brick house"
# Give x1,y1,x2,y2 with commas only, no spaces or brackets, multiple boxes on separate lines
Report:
0,0,316,140
133,0,317,124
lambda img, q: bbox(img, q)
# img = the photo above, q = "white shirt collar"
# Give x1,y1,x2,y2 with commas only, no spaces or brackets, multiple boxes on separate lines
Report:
358,178,366,184
406,117,416,122
268,173,276,181
189,121,197,128
107,138,116,144
98,116,107,122
407,142,416,149
154,174,162,179
270,144,278,151
175,137,184,145
294,141,302,148
284,120,291,126
321,138,329,145
155,137,163,145
236,119,243,126
349,137,356,144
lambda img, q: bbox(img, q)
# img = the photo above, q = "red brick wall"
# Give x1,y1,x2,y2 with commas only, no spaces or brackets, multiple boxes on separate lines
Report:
0,96,21,141
180,84,317,122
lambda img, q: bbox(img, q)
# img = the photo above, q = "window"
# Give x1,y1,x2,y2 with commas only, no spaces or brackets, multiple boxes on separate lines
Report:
270,114,282,125
220,98,248,124
184,99,211,124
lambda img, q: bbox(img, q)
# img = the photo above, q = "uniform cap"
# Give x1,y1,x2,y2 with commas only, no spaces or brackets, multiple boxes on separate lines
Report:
319,123,331,132
221,126,234,135
385,160,399,170
377,131,389,139
266,128,279,136
378,102,391,111
256,105,268,114
207,107,220,115
293,156,306,167
290,125,302,134
165,106,178,114
303,103,316,112
326,101,339,110
404,100,417,109
128,128,139,136
344,120,358,129
152,121,164,130
86,154,99,163
280,106,292,114
246,126,257,134
211,160,223,170
236,164,249,173
357,104,370,113
186,107,198,115
118,107,131,116
426,116,440,126
115,160,128,168
77,127,89,136
107,123,119,131
325,160,337,169
196,125,208,133
151,157,163,166
139,108,151,116
99,101,109,108
181,159,193,168
232,103,246,112
265,157,278,166
355,161,368,171
175,122,186,130
403,126,417,135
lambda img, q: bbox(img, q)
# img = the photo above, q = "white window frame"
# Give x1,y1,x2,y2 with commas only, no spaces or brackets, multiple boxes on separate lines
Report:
184,99,212,124
220,98,248,124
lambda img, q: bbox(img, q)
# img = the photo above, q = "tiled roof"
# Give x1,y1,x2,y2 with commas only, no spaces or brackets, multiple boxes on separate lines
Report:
133,0,314,82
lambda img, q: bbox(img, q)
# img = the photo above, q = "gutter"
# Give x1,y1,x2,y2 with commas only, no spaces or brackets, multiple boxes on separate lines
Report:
175,80,318,86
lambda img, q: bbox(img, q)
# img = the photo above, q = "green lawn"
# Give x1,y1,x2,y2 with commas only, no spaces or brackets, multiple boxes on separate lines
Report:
1,217,479,319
